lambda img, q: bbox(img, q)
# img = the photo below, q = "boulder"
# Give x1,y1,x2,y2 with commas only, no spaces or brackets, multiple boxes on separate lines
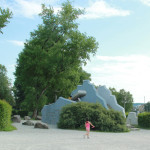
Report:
12,115,21,123
24,116,31,120
22,120,34,126
126,112,138,125
36,116,42,120
34,122,49,129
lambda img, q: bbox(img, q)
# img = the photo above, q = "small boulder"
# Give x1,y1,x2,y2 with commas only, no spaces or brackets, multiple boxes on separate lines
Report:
126,124,131,129
22,120,34,126
12,115,21,123
34,122,49,129
36,116,42,120
24,116,31,120
126,112,138,125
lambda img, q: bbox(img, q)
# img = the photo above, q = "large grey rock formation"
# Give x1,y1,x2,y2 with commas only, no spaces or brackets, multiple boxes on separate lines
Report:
97,85,125,117
71,80,108,109
42,80,125,125
42,97,75,124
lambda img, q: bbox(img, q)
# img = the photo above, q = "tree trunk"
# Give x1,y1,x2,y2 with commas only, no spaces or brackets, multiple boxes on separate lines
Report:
32,109,37,119
55,94,57,102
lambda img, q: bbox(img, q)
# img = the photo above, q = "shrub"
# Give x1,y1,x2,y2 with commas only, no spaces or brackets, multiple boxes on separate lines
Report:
125,112,129,118
58,102,127,132
138,112,150,128
12,109,28,118
0,100,12,130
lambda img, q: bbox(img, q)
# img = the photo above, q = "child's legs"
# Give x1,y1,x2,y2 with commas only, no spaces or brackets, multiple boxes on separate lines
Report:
86,128,90,136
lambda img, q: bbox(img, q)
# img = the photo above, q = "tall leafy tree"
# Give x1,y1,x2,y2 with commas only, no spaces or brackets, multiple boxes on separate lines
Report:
45,67,91,103
14,1,98,118
0,64,14,105
0,7,12,34
109,87,133,112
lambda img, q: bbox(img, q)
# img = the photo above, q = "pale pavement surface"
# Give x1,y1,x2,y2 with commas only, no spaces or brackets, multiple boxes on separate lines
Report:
0,120,150,150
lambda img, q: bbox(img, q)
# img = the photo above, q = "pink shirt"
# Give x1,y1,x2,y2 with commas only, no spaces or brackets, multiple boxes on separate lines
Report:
85,121,90,130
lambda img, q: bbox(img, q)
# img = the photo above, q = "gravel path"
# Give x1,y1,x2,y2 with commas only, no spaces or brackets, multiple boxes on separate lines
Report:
0,121,150,150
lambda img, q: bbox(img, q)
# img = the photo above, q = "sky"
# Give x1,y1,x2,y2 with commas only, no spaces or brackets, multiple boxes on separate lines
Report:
0,0,150,103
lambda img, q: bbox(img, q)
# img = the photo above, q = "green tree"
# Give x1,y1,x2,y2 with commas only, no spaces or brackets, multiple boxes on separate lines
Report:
109,88,133,112
0,64,15,105
14,1,98,118
45,66,91,103
109,87,118,97
144,102,150,112
0,7,12,34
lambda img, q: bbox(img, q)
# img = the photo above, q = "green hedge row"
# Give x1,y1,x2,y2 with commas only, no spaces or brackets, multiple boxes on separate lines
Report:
58,102,128,132
138,112,150,128
0,100,12,130
12,109,28,118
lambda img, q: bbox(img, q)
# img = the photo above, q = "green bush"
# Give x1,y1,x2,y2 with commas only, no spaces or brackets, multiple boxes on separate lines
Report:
138,112,150,128
0,100,12,130
58,102,127,132
12,109,28,118
125,112,129,118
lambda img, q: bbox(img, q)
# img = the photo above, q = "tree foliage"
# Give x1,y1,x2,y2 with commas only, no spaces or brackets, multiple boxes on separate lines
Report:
14,1,98,118
144,102,150,112
0,7,12,34
109,87,133,112
0,64,14,105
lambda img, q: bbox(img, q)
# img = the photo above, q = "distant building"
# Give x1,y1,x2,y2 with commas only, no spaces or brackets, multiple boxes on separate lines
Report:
132,103,145,113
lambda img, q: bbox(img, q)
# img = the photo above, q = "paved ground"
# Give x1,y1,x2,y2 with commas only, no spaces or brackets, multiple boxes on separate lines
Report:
0,120,150,150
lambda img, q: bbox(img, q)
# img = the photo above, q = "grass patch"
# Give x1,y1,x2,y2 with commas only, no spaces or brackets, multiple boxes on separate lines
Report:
0,124,17,131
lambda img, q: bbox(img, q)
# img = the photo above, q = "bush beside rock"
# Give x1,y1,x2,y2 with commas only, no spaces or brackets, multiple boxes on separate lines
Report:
58,102,128,132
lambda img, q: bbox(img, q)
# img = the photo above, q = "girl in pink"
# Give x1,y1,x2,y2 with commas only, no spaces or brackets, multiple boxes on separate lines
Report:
84,118,95,139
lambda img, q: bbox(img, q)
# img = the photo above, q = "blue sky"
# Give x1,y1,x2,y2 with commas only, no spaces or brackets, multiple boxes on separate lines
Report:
1,0,150,103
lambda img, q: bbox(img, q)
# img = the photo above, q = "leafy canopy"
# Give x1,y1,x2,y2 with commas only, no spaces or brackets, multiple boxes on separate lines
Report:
109,87,133,112
0,64,14,105
0,7,12,34
14,1,98,117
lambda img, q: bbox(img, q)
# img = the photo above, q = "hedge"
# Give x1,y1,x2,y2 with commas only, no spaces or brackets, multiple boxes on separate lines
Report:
0,100,12,130
12,109,28,118
58,102,128,132
138,112,150,128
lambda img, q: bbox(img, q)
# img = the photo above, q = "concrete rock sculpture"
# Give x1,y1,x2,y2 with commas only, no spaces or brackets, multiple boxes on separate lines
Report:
42,80,125,125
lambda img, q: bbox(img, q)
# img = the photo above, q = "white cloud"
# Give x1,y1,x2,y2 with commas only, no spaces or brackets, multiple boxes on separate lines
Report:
80,0,130,19
83,55,150,103
0,0,60,18
8,40,24,46
140,0,150,6
14,0,42,18
1,0,130,19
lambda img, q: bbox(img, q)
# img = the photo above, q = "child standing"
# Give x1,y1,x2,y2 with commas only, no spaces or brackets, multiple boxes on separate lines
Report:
84,118,95,139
